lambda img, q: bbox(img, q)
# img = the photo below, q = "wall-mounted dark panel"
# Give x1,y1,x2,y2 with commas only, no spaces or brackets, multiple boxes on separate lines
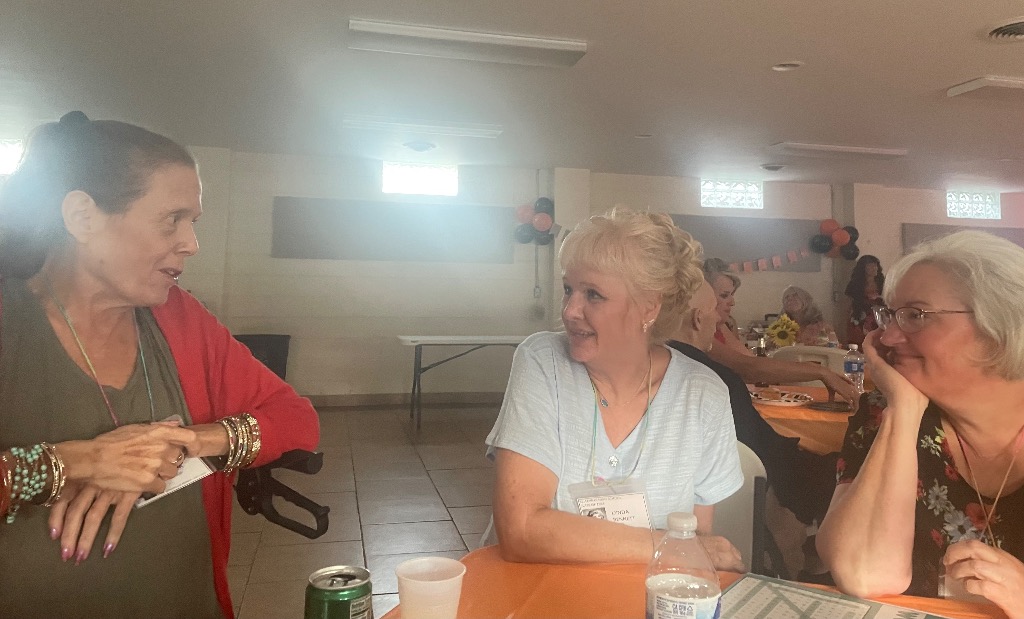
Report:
272,197,514,263
902,223,1024,254
669,214,822,272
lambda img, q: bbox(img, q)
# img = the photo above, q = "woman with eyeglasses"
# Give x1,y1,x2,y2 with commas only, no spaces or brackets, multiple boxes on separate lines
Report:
817,231,1024,617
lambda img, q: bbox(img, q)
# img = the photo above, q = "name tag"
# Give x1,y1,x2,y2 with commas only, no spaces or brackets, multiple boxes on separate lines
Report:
568,478,652,529
135,457,214,508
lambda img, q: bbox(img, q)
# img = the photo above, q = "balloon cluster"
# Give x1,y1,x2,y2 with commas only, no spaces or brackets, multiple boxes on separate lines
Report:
809,219,860,260
515,197,555,245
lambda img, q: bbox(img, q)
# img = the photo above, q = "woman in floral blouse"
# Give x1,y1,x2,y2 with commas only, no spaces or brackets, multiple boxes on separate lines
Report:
817,231,1024,618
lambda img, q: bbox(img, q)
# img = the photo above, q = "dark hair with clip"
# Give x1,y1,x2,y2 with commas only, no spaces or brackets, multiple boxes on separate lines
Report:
0,111,195,277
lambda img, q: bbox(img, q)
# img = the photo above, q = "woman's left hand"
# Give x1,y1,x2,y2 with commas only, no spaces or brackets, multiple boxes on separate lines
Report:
699,534,746,572
48,482,140,564
944,539,1024,618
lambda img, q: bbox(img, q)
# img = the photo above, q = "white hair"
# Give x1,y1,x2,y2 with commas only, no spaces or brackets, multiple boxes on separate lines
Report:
884,230,1024,380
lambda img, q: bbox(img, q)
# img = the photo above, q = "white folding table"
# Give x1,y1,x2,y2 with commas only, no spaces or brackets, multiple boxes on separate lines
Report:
397,335,527,429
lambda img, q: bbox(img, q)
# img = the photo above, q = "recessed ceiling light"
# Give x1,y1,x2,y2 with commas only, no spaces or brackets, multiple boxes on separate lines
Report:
771,61,804,72
634,133,653,139
403,140,436,152
760,163,785,172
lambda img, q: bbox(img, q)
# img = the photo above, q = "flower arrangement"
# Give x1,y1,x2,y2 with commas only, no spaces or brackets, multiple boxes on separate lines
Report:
767,313,800,347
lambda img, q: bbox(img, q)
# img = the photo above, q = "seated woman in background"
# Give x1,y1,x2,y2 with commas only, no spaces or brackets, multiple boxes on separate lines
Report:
779,285,838,346
487,208,744,569
703,258,750,355
817,231,1024,617
844,255,885,347
0,112,319,619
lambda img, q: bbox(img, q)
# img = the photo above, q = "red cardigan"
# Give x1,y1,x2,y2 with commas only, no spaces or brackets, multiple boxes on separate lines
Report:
152,287,320,619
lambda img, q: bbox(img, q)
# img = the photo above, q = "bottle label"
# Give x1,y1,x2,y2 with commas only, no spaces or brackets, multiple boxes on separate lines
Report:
649,593,721,619
844,360,863,373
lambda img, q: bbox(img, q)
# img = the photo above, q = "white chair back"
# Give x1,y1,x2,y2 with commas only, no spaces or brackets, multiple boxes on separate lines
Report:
713,441,768,573
769,345,849,384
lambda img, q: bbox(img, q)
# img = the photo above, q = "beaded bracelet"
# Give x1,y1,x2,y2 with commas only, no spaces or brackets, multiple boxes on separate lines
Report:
6,444,47,523
0,453,13,521
218,414,263,473
240,414,262,468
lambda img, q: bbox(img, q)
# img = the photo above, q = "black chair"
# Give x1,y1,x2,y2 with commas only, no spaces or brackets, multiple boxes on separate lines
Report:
235,449,330,539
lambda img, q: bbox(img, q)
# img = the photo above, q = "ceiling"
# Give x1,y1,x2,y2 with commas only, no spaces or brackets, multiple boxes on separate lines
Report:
3,0,1024,191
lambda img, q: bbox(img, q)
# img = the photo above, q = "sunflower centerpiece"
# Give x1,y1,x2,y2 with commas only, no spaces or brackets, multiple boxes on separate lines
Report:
767,313,800,348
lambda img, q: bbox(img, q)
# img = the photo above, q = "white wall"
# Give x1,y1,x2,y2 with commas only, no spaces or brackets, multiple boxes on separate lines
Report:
588,173,836,330
179,148,553,397
853,184,1024,271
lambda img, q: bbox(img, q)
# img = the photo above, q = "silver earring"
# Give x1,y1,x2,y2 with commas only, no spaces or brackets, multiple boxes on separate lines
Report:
643,319,653,333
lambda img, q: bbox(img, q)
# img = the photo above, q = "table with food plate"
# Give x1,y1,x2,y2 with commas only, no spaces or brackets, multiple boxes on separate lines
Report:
749,385,857,455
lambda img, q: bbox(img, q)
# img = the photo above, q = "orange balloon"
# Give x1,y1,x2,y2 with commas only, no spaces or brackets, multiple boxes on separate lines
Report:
826,245,842,258
831,228,851,247
819,219,841,235
532,212,553,232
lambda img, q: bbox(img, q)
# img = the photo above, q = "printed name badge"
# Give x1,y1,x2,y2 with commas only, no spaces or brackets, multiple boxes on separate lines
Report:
568,478,652,529
135,457,214,508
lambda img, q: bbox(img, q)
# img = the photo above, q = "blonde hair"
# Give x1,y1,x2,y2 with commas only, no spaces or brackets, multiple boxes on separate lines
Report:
558,207,704,342
884,230,1024,380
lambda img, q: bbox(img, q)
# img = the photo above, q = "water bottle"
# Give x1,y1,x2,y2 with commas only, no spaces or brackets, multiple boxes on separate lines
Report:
754,337,769,388
844,344,865,393
645,512,721,619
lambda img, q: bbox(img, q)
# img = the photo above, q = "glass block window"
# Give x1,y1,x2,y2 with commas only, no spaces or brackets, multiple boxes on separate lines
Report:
0,140,23,176
946,192,1001,220
382,162,458,197
700,180,764,209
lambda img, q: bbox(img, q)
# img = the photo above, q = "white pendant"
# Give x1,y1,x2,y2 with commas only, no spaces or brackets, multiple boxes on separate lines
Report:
608,455,620,467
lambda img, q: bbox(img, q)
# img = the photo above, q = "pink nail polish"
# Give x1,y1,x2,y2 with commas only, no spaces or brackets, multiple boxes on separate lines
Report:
61,547,73,562
75,549,87,565
50,527,59,540
103,543,115,558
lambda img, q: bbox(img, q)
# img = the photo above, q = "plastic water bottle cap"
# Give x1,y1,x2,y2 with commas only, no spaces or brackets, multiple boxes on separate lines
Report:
666,512,698,533
849,344,859,352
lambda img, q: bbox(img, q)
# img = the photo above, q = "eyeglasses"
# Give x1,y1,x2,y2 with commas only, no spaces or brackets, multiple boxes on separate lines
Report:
872,306,974,334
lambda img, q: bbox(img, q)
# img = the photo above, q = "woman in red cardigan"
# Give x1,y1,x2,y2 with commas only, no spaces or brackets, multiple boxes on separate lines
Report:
0,112,319,618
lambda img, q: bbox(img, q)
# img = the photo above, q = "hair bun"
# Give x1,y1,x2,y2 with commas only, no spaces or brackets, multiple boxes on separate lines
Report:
59,111,90,125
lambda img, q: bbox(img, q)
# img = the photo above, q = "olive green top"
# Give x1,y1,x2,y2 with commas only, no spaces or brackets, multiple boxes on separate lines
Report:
0,277,223,619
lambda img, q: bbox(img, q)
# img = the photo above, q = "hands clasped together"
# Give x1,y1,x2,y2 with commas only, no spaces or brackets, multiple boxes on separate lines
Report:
49,422,199,564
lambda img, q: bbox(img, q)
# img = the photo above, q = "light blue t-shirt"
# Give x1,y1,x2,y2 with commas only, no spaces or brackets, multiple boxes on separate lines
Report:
486,331,743,530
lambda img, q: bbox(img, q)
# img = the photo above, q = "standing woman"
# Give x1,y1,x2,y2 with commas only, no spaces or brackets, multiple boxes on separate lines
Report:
844,255,884,347
487,208,744,568
817,231,1024,617
0,113,319,618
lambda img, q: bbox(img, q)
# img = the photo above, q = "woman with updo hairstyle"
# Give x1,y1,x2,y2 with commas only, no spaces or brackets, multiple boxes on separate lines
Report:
487,207,744,569
0,113,318,618
702,258,751,355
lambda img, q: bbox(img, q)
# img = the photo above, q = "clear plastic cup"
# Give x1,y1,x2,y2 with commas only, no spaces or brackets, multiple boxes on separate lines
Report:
395,556,466,619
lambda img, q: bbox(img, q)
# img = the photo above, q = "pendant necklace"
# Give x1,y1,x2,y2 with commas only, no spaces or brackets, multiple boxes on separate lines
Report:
949,422,1024,545
590,353,652,409
45,278,155,427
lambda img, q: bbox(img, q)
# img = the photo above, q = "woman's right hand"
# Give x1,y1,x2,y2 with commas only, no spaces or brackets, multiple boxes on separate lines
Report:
861,329,928,414
48,482,140,564
58,423,198,494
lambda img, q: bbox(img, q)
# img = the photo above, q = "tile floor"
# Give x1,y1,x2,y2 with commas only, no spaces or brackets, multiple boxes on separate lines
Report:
230,405,498,619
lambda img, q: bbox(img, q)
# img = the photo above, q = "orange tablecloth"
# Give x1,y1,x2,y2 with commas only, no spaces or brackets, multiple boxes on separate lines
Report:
381,546,1006,618
753,385,854,455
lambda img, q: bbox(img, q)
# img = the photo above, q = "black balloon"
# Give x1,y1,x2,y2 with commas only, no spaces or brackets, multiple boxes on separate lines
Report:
842,225,860,244
809,234,833,254
840,243,860,260
515,223,537,244
534,197,555,215
535,232,554,245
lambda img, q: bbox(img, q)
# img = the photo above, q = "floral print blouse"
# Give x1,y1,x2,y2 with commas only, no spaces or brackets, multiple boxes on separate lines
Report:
837,391,1024,597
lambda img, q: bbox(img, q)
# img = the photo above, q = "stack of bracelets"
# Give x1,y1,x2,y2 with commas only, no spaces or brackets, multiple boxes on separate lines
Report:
0,442,67,524
218,413,262,473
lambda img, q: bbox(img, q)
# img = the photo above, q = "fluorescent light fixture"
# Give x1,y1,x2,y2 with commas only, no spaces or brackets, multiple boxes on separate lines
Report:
947,75,1024,98
768,142,908,159
383,161,458,196
342,114,503,139
0,140,24,175
348,18,587,67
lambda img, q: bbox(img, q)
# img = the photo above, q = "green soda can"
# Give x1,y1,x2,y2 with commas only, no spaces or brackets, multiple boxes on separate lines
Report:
304,565,374,619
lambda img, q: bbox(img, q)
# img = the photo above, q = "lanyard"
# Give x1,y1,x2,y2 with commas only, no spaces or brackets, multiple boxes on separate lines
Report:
587,356,652,484
46,279,155,427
